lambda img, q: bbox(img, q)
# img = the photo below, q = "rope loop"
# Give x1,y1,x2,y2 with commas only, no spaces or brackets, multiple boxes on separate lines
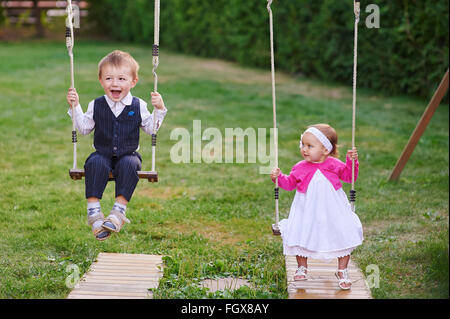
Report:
66,0,74,24
354,0,361,23
66,1,74,39
65,0,75,49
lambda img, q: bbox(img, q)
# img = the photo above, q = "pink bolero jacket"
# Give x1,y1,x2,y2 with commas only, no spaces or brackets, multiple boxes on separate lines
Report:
272,156,359,193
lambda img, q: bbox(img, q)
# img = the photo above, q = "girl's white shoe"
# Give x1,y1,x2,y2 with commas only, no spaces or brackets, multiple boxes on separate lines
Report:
294,266,308,281
335,269,352,290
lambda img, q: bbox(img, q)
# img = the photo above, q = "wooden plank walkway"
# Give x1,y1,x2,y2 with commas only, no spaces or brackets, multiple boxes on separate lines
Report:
285,256,372,299
67,253,164,299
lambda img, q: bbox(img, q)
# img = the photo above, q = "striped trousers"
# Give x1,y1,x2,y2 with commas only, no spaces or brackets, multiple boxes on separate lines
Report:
84,152,142,202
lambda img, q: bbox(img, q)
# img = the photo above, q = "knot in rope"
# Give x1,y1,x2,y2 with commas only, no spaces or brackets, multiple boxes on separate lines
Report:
66,0,74,49
354,0,361,23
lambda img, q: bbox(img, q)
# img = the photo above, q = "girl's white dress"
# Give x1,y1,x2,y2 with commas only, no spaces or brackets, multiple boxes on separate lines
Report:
279,169,364,260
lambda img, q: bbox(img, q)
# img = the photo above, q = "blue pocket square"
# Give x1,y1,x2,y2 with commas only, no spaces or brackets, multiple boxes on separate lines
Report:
128,111,135,116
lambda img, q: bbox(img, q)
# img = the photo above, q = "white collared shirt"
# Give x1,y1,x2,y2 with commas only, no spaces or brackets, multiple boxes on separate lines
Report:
67,92,167,136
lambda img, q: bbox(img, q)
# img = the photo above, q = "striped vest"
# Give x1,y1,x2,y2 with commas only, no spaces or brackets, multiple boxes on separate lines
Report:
93,96,141,158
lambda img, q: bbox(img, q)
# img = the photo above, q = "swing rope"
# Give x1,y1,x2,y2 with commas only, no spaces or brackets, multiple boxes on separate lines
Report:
66,0,159,182
350,0,360,213
267,0,360,233
151,0,160,172
66,0,77,170
267,0,280,235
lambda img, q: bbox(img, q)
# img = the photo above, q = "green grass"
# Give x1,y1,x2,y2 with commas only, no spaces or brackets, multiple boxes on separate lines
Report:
0,40,448,299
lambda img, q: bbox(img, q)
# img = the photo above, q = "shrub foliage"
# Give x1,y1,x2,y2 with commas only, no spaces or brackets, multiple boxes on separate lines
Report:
87,0,449,98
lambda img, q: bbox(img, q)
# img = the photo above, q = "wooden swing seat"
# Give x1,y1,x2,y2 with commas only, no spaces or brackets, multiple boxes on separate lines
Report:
69,169,158,182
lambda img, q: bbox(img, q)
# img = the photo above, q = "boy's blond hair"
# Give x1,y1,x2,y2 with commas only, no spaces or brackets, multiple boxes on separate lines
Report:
98,50,140,79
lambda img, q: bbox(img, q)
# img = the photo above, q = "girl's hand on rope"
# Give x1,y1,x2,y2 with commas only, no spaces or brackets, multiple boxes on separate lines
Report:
151,92,166,110
67,88,79,108
347,147,358,160
271,167,281,180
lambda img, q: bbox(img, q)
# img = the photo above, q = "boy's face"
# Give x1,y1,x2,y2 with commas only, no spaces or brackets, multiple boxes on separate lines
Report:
99,64,138,102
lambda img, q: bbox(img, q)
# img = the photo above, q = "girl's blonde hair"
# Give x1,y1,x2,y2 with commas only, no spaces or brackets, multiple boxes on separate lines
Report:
307,123,339,158
98,50,140,79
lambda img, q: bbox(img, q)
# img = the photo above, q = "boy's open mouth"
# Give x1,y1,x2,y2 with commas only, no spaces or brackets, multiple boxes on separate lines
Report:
110,89,122,99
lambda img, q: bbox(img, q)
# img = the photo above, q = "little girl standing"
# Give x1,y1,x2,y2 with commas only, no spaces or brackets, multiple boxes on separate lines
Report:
271,123,363,290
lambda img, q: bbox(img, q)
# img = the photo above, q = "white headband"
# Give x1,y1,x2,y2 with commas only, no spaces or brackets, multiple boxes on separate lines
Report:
300,127,333,153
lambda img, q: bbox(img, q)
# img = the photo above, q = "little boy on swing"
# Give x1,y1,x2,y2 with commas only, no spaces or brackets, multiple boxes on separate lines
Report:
66,50,167,241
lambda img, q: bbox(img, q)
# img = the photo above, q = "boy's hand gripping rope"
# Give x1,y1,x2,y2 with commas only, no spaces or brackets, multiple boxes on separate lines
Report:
267,0,280,235
66,0,77,170
350,0,360,212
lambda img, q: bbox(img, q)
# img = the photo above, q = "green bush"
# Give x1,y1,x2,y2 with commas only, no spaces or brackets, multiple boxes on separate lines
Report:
87,0,449,99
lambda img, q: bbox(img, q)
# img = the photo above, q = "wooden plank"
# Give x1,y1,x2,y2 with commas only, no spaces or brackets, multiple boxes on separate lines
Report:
69,288,152,296
95,256,163,262
288,288,371,296
68,290,150,298
97,254,163,258
90,264,160,271
288,283,369,291
286,271,362,276
79,279,159,286
288,289,370,296
288,280,368,289
83,273,161,279
80,278,159,284
91,261,162,267
71,284,153,292
96,254,163,259
67,253,164,299
286,261,358,266
90,263,160,268
92,261,163,267
92,261,162,266
83,272,162,278
289,291,371,299
285,260,359,266
67,288,150,297
91,259,162,265
285,261,358,267
285,256,372,299
67,293,147,299
88,268,159,274
83,273,161,280
69,169,158,182
76,281,159,288
389,69,449,180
